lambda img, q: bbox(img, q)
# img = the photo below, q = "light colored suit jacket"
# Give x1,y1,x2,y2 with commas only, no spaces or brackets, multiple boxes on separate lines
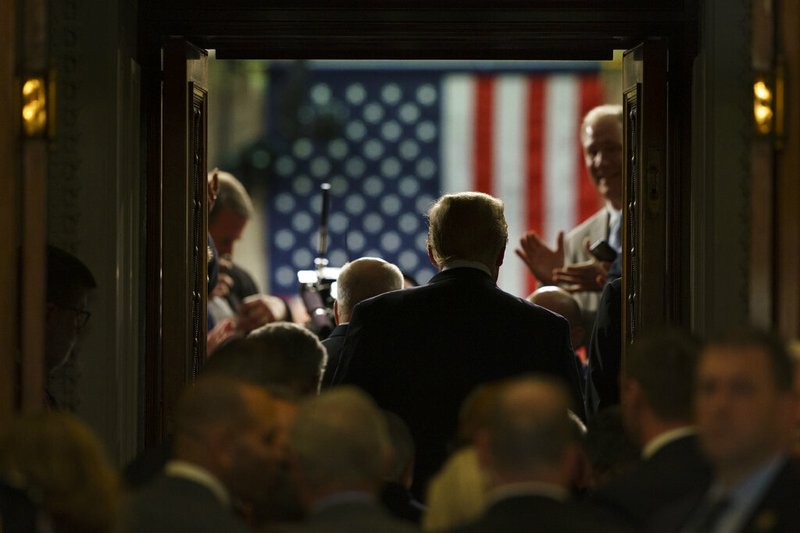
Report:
563,207,610,331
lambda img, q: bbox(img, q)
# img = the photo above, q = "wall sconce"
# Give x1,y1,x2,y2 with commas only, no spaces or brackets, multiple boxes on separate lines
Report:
22,77,47,137
753,76,773,135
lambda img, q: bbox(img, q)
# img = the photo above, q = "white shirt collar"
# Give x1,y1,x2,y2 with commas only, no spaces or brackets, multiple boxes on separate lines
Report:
642,426,696,459
486,481,568,506
164,460,231,508
605,202,622,218
440,260,492,277
311,491,375,514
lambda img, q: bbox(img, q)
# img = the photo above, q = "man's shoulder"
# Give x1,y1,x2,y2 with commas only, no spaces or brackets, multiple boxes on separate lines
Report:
297,501,419,533
591,435,712,526
566,208,606,240
751,457,800,522
120,476,249,533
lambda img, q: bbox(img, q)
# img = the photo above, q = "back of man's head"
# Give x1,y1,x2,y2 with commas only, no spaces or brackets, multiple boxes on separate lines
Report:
203,323,326,396
335,257,403,323
208,170,254,223
528,286,585,349
478,376,573,482
427,192,508,269
624,328,700,422
290,387,391,498
46,245,97,306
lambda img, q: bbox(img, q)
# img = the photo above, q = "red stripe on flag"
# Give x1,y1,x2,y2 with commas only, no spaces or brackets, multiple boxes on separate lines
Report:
525,76,546,295
474,77,494,194
577,75,606,222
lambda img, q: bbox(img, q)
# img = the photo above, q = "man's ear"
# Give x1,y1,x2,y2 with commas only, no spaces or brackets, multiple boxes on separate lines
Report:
495,245,506,267
427,245,439,269
333,300,340,325
474,429,493,471
209,427,236,470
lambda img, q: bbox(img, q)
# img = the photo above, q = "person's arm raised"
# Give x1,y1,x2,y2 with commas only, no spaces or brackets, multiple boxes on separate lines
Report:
515,230,565,285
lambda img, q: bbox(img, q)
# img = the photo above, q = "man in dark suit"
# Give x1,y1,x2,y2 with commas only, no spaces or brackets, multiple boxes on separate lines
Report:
119,376,289,532
650,328,800,533
321,257,404,389
453,376,627,533
588,277,622,409
590,328,712,529
284,387,418,533
333,192,584,499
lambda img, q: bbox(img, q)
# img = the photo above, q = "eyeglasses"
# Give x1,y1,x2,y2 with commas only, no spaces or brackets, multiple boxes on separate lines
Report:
57,305,91,329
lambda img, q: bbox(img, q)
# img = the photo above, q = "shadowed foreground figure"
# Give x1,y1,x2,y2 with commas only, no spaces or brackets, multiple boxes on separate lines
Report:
650,328,800,533
280,387,418,533
0,412,119,533
451,376,628,533
590,328,711,529
122,326,319,513
119,377,287,533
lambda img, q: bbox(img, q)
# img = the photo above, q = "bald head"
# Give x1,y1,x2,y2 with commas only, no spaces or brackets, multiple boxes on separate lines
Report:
335,257,403,323
528,286,585,349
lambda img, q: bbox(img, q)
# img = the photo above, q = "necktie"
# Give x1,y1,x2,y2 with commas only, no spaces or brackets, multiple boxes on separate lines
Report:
608,213,622,254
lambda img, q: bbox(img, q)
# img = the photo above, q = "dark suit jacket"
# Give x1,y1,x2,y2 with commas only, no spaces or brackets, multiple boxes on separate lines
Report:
588,277,622,410
590,434,713,529
320,323,348,389
649,456,800,533
333,267,584,499
451,493,630,533
118,474,252,533
276,500,419,533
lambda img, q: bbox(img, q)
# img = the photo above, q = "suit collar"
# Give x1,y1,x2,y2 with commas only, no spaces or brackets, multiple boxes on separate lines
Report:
440,260,492,277
430,266,494,284
486,482,568,507
328,324,349,338
164,460,230,508
643,426,697,459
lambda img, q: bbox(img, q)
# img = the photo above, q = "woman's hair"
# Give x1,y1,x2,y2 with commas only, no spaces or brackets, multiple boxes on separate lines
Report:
0,412,120,533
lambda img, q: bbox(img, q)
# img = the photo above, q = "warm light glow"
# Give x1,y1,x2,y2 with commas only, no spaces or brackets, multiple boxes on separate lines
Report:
753,77,773,135
754,80,771,102
22,78,47,136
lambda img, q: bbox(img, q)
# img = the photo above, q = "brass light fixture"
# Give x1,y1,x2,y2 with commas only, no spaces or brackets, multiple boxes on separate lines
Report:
21,77,47,137
753,76,773,135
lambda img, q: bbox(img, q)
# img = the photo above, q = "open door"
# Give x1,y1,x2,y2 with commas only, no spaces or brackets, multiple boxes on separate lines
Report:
621,40,669,348
146,38,209,442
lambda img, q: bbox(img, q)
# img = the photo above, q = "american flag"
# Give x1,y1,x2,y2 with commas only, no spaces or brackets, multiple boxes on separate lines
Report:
264,61,604,299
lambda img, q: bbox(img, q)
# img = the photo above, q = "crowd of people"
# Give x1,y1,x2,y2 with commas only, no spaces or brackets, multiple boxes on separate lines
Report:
5,104,800,532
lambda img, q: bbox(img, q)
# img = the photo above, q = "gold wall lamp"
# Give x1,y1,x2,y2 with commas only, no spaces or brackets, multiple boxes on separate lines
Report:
753,64,785,142
21,77,47,137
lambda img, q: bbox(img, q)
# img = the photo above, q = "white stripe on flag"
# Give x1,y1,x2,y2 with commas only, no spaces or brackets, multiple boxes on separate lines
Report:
543,75,580,245
441,74,475,194
494,76,528,297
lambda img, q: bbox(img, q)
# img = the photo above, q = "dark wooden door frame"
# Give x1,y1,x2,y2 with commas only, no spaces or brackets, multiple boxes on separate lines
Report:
139,0,698,444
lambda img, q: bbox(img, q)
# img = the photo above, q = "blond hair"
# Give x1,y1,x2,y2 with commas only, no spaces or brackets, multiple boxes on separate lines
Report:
0,412,120,533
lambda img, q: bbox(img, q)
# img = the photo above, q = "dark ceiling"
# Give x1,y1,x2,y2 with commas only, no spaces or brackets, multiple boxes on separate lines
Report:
141,0,697,60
